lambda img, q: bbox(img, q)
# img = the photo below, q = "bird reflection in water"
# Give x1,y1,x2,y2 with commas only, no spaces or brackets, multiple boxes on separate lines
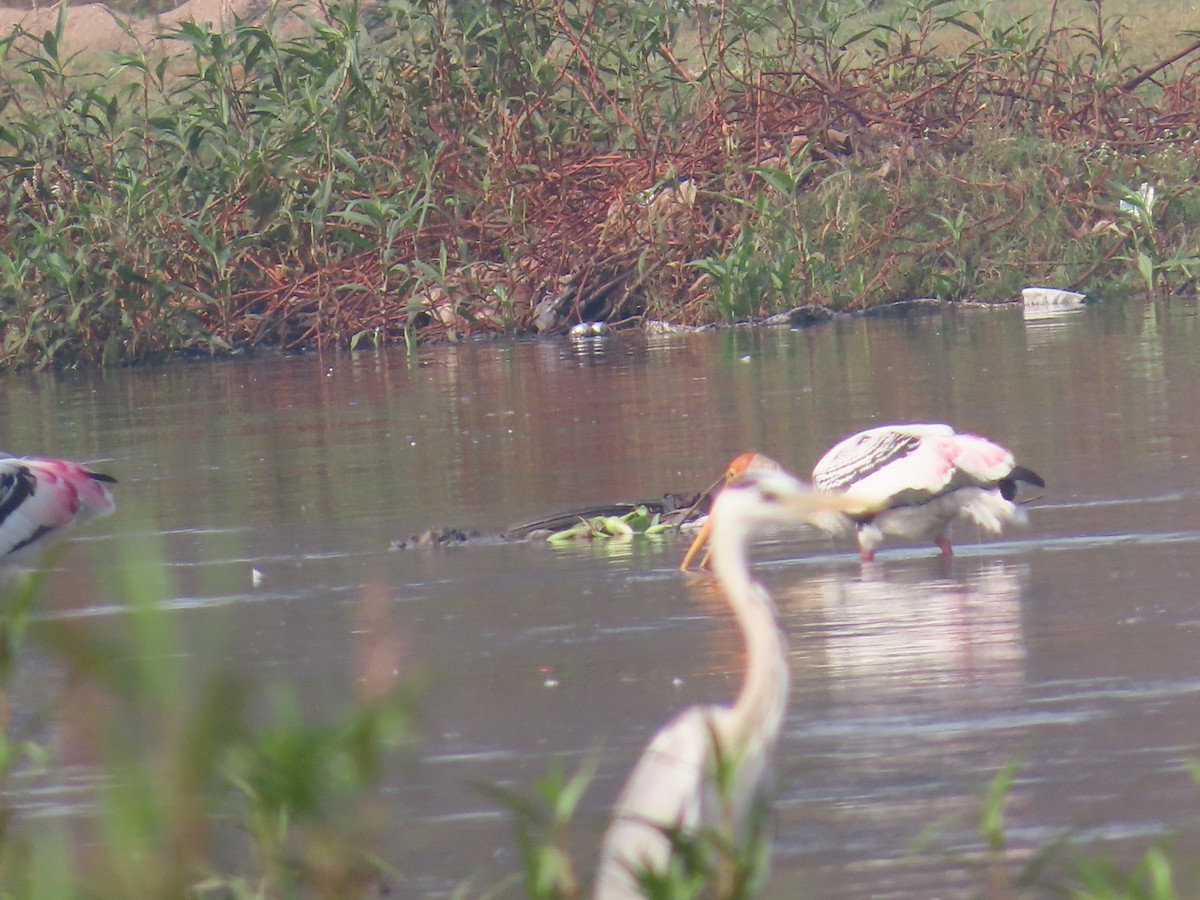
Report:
790,562,1027,699
774,562,1031,888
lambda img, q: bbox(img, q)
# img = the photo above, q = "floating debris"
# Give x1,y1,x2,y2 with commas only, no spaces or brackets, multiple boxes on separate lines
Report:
644,320,706,334
1021,286,1088,307
1021,287,1090,322
389,528,483,551
391,492,710,551
787,304,835,327
568,321,609,340
504,493,705,540
569,321,612,338
862,298,946,318
545,505,673,544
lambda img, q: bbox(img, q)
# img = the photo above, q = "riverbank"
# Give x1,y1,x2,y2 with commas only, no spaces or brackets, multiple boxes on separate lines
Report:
0,0,1197,368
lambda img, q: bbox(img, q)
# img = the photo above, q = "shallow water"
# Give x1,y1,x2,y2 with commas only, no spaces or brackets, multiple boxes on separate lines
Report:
4,300,1200,896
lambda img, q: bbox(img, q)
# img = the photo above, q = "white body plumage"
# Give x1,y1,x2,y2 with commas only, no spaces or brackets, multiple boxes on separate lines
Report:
812,423,1043,561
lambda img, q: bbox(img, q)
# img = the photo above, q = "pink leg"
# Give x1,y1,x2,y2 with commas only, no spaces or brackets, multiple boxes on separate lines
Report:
935,536,954,557
860,547,875,562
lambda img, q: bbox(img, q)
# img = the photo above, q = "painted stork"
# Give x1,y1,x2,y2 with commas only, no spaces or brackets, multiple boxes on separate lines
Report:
594,467,864,899
0,456,117,565
812,423,1044,562
680,424,1043,568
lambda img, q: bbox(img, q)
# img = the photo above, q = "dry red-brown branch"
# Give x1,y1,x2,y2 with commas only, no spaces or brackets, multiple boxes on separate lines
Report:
162,34,1200,351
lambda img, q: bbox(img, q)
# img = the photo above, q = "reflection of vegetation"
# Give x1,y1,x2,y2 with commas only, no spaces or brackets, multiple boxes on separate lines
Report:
0,0,1197,367
0,540,414,895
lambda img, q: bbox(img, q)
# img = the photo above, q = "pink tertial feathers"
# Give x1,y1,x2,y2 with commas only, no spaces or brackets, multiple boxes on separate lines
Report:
0,456,117,563
812,424,1044,561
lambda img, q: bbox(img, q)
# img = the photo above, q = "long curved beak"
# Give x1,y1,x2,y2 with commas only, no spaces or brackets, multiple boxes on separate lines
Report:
679,514,714,572
674,470,727,538
676,468,732,572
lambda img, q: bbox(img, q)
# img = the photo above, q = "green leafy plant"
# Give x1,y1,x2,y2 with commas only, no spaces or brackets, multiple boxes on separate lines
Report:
546,506,673,544
1112,181,1200,299
0,535,415,896
481,757,598,900
0,0,1197,368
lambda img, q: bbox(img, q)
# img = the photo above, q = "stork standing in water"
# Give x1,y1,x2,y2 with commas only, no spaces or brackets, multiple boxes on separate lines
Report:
0,456,117,566
680,424,1043,569
812,423,1043,562
594,467,865,899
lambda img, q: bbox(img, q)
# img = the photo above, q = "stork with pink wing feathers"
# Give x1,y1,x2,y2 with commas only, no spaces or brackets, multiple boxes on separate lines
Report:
0,456,117,565
813,423,1044,561
681,424,1043,568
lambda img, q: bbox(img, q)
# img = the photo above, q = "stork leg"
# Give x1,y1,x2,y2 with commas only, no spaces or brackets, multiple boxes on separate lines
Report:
935,535,954,557
859,547,875,562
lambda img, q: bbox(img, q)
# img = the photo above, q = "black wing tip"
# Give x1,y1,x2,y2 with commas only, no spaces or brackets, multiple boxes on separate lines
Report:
89,471,118,484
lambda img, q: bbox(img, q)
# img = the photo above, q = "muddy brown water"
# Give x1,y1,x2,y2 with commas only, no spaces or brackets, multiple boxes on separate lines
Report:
3,300,1200,897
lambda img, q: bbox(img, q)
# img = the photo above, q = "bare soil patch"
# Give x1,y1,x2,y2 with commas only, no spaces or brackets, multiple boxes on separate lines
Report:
0,0,304,52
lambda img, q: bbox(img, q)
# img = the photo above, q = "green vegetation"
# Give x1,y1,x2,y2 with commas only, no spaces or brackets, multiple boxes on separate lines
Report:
2,545,1196,897
491,751,773,900
0,543,414,896
498,755,1199,899
546,506,673,544
0,0,1197,368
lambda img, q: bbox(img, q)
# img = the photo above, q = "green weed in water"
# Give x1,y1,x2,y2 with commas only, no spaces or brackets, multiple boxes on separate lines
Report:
546,506,673,545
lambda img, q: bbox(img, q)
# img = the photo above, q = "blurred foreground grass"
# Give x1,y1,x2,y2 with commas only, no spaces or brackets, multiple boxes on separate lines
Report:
0,537,414,897
0,533,1196,897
